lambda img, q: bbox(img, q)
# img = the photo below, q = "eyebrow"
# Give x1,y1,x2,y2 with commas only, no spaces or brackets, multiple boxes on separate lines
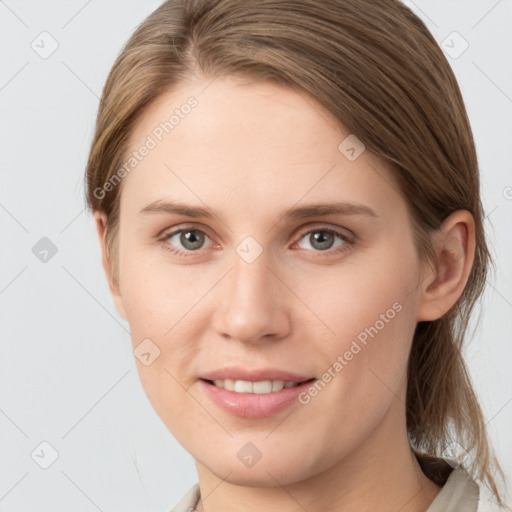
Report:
139,199,379,220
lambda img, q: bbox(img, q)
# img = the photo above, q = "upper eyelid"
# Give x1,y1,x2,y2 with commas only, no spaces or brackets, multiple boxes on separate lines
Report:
296,224,353,239
159,223,216,243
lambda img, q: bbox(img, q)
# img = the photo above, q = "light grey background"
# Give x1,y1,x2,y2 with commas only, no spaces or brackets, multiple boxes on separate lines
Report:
1,1,511,510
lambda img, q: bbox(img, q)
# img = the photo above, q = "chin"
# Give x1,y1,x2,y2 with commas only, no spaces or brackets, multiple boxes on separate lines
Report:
195,441,320,487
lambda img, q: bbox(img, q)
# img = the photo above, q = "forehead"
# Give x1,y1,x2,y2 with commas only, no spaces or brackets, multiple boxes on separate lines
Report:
119,76,406,223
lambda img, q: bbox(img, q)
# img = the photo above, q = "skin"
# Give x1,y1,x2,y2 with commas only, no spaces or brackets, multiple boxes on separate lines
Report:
94,75,475,512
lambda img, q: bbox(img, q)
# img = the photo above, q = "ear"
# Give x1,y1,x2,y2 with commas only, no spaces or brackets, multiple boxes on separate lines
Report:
416,210,476,321
93,210,127,321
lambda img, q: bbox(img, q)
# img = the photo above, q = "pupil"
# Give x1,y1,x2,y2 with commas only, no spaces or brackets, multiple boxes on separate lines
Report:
312,231,334,250
181,230,203,250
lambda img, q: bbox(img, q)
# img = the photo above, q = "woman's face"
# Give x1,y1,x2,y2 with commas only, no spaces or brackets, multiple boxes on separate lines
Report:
104,76,427,485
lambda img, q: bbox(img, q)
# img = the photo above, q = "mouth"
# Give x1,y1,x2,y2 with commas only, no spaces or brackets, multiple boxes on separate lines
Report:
201,377,315,394
199,377,317,418
198,366,318,418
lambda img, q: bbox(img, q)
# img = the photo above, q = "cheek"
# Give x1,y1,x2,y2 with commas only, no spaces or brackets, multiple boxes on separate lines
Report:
117,247,210,439
285,257,419,467
296,243,419,348
117,238,209,342
303,243,420,406
116,238,210,411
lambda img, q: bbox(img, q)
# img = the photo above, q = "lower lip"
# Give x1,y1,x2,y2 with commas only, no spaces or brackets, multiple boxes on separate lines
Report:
199,378,316,418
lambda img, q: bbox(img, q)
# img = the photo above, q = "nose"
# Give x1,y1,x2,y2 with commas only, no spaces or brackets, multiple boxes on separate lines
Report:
211,245,292,344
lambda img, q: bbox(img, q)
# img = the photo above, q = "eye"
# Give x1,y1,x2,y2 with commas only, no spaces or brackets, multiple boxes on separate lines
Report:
160,227,214,256
158,225,354,258
294,226,353,255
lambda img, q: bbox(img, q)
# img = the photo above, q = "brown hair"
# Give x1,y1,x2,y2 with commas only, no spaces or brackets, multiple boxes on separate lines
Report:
84,0,507,505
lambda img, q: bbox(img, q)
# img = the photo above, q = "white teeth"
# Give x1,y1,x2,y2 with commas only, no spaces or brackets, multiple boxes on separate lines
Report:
211,379,300,393
253,381,272,394
272,380,284,392
235,380,253,393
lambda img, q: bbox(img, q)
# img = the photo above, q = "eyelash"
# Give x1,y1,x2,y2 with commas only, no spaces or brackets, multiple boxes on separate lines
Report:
157,225,354,259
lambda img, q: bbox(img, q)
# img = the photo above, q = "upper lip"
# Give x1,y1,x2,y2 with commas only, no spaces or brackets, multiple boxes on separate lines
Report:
201,366,314,383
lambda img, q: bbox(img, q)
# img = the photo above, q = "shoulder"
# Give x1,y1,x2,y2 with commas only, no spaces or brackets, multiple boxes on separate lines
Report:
169,483,200,512
416,451,479,512
429,466,480,511
415,452,508,512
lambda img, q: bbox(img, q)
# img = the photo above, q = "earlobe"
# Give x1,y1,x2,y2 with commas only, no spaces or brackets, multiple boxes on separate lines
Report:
93,210,127,321
416,210,476,322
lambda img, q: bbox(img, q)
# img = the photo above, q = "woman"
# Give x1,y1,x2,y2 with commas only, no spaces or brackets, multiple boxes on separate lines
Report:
84,0,507,510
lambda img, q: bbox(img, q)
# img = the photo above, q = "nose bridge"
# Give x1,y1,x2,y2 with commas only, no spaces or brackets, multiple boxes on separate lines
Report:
212,236,290,343
228,236,277,315
231,240,272,299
